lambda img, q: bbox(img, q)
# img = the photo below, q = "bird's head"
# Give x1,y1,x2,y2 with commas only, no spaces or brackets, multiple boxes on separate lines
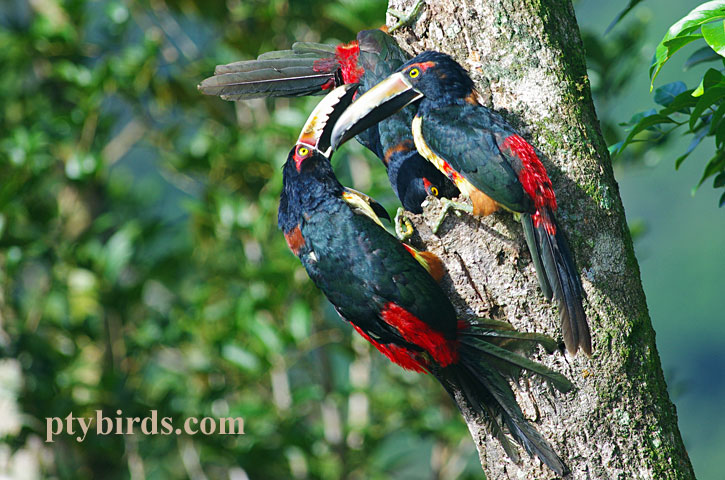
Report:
330,51,474,147
388,148,460,213
280,84,359,230
396,51,474,99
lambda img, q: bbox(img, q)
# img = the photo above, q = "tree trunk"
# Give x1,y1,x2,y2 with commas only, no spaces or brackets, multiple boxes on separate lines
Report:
385,1,695,478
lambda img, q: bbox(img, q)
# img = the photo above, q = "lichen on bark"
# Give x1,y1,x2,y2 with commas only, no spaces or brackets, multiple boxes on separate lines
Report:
386,0,695,478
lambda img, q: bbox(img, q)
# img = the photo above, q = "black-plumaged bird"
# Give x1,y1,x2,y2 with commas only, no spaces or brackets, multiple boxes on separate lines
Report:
331,51,592,355
199,29,459,226
279,84,573,474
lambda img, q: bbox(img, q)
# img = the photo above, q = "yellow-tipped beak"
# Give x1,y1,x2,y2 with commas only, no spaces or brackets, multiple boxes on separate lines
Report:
330,72,423,149
297,84,359,155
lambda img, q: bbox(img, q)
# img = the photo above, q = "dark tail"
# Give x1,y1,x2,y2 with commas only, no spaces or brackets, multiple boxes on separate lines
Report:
431,321,572,475
198,43,341,100
522,211,592,355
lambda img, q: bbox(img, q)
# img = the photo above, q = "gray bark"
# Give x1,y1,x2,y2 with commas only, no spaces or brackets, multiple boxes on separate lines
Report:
385,0,695,478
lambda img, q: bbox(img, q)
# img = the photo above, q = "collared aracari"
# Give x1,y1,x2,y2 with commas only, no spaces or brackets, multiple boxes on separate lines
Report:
330,51,592,356
279,84,573,475
198,29,458,236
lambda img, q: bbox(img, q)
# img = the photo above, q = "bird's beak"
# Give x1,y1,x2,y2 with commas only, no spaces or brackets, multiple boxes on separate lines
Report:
330,72,423,149
297,83,360,155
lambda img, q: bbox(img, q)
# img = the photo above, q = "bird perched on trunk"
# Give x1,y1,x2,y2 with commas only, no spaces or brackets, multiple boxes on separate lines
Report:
199,29,458,237
330,51,592,356
279,84,574,475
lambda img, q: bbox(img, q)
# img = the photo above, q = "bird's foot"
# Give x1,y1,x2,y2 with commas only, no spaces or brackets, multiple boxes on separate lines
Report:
395,207,415,241
431,198,472,234
387,0,425,33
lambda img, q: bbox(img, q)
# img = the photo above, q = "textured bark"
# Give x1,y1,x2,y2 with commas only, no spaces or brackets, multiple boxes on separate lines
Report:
385,1,695,478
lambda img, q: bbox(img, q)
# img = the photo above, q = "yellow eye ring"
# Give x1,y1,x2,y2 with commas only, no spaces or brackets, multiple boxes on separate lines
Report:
431,186,439,197
297,146,309,156
409,68,420,78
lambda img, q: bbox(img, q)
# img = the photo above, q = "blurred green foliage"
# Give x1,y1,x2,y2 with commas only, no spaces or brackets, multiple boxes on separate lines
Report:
0,0,480,478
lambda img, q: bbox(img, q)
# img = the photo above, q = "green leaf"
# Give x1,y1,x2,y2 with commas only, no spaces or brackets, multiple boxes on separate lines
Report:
650,1,725,87
651,35,704,89
675,128,708,169
717,120,725,146
692,68,724,97
709,101,725,134
654,81,688,106
690,85,725,130
620,108,657,127
713,171,725,187
702,20,725,56
719,190,725,207
697,151,725,187
619,113,678,152
661,90,698,115
608,141,624,156
685,46,722,69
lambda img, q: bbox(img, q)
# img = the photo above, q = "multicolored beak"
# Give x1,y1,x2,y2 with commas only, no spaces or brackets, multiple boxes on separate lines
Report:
297,83,359,156
330,71,423,149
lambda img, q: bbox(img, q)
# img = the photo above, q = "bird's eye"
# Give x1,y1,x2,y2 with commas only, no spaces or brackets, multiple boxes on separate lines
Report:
431,186,439,197
297,146,309,156
409,68,420,78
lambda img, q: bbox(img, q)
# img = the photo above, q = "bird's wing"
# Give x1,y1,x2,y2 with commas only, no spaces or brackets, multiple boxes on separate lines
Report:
419,104,535,213
302,202,457,345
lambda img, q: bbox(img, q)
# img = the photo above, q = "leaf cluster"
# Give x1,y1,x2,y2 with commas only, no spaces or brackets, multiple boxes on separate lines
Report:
613,1,725,207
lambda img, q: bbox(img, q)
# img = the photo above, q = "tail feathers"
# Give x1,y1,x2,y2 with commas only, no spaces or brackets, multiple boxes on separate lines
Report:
256,50,323,61
523,211,592,355
435,365,520,463
521,214,553,300
200,46,342,100
463,318,559,353
434,347,569,475
458,335,573,393
291,41,338,56
212,56,327,75
199,65,338,100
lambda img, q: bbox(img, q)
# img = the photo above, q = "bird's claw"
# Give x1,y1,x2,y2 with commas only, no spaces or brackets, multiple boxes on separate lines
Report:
387,0,425,33
431,198,473,234
394,207,415,241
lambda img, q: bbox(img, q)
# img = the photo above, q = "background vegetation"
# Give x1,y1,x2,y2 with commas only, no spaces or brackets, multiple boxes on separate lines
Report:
0,0,721,478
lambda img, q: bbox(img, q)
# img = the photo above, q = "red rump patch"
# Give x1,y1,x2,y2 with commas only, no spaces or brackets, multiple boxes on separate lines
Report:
381,303,458,367
351,324,426,373
335,41,364,84
501,134,558,234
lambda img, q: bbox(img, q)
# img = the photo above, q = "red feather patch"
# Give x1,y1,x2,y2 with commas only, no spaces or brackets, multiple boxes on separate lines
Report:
381,302,458,367
502,134,558,234
335,41,364,84
284,225,305,255
351,324,426,373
